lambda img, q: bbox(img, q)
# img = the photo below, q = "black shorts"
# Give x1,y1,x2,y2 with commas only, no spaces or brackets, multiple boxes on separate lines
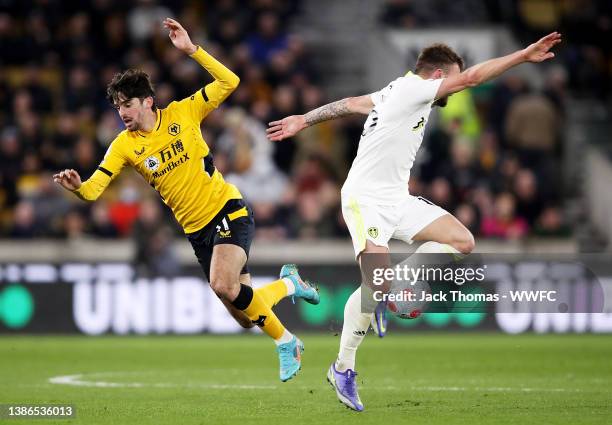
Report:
186,199,255,281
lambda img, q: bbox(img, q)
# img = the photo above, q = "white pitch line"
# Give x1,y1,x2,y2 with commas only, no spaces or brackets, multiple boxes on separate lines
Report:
49,374,145,388
403,386,580,393
48,372,585,393
48,374,276,390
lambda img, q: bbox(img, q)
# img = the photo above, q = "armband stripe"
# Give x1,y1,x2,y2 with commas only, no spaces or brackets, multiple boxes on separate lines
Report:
98,166,113,177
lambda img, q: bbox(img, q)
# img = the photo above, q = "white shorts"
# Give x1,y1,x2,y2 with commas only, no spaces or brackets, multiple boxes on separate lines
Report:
341,195,448,257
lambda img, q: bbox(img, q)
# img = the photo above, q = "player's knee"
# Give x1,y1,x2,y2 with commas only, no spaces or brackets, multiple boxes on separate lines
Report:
453,229,475,255
209,278,237,300
235,315,255,329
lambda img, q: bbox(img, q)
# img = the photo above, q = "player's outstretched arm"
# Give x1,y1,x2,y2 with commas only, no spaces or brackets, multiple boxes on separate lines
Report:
437,32,562,100
53,169,82,192
266,95,374,142
53,168,114,202
53,139,125,202
164,17,240,111
163,17,197,55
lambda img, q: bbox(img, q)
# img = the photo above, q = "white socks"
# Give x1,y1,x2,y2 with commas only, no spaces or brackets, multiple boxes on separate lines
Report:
274,328,294,345
273,278,299,345
336,286,372,372
282,277,296,296
335,242,465,372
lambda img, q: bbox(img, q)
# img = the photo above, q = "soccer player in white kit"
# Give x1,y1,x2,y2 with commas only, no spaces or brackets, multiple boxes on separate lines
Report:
267,32,561,411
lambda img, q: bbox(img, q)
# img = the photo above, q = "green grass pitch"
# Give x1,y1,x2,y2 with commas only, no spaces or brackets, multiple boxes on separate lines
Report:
1,333,611,424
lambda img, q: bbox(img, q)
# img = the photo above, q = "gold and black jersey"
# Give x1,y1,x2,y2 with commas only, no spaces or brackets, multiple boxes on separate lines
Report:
74,47,242,233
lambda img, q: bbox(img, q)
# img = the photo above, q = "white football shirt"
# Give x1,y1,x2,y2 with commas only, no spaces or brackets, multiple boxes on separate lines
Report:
341,72,443,204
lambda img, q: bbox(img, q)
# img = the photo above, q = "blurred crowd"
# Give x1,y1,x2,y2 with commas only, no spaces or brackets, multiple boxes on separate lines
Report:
1,0,594,251
376,0,612,239
381,0,611,99
410,76,570,241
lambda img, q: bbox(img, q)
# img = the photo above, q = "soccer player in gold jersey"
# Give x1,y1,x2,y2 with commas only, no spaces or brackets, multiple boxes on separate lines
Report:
53,17,320,382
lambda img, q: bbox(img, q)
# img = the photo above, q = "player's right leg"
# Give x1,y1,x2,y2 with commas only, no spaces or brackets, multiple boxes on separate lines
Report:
330,198,395,411
341,198,391,338
220,270,319,328
329,241,390,412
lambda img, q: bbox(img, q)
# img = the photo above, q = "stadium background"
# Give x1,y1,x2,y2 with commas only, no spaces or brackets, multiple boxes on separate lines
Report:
1,0,610,335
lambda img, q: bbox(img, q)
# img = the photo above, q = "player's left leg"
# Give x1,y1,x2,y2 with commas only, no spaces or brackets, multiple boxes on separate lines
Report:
390,198,475,318
394,196,475,258
210,201,319,381
376,198,475,327
220,273,255,329
412,213,475,255
210,244,304,381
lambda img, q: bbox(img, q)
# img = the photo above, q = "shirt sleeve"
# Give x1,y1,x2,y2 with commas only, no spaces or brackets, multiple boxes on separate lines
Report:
378,75,443,119
73,137,127,201
175,46,240,123
370,90,384,106
370,77,398,106
395,76,443,107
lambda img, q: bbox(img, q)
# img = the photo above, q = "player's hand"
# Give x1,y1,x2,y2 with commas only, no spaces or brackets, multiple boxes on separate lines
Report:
163,17,197,55
523,32,562,63
266,115,307,141
53,169,82,191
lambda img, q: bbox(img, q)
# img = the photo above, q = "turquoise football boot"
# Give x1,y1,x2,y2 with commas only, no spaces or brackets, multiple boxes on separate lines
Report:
276,336,304,382
279,264,320,305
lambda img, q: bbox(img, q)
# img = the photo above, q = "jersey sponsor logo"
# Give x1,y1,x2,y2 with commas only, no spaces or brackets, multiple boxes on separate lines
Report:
151,153,190,178
144,155,160,171
168,123,181,136
159,141,185,163
412,116,425,131
367,227,379,238
134,146,145,156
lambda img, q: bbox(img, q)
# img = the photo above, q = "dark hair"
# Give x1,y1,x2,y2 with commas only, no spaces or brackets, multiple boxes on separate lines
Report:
415,43,465,75
106,69,156,109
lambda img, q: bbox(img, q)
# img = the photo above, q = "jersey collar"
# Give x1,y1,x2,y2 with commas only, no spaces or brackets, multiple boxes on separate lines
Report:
405,71,423,79
136,108,162,138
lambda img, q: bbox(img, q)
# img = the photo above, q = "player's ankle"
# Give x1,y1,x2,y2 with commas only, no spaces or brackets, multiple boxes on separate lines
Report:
282,277,296,296
336,358,354,372
274,329,294,345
